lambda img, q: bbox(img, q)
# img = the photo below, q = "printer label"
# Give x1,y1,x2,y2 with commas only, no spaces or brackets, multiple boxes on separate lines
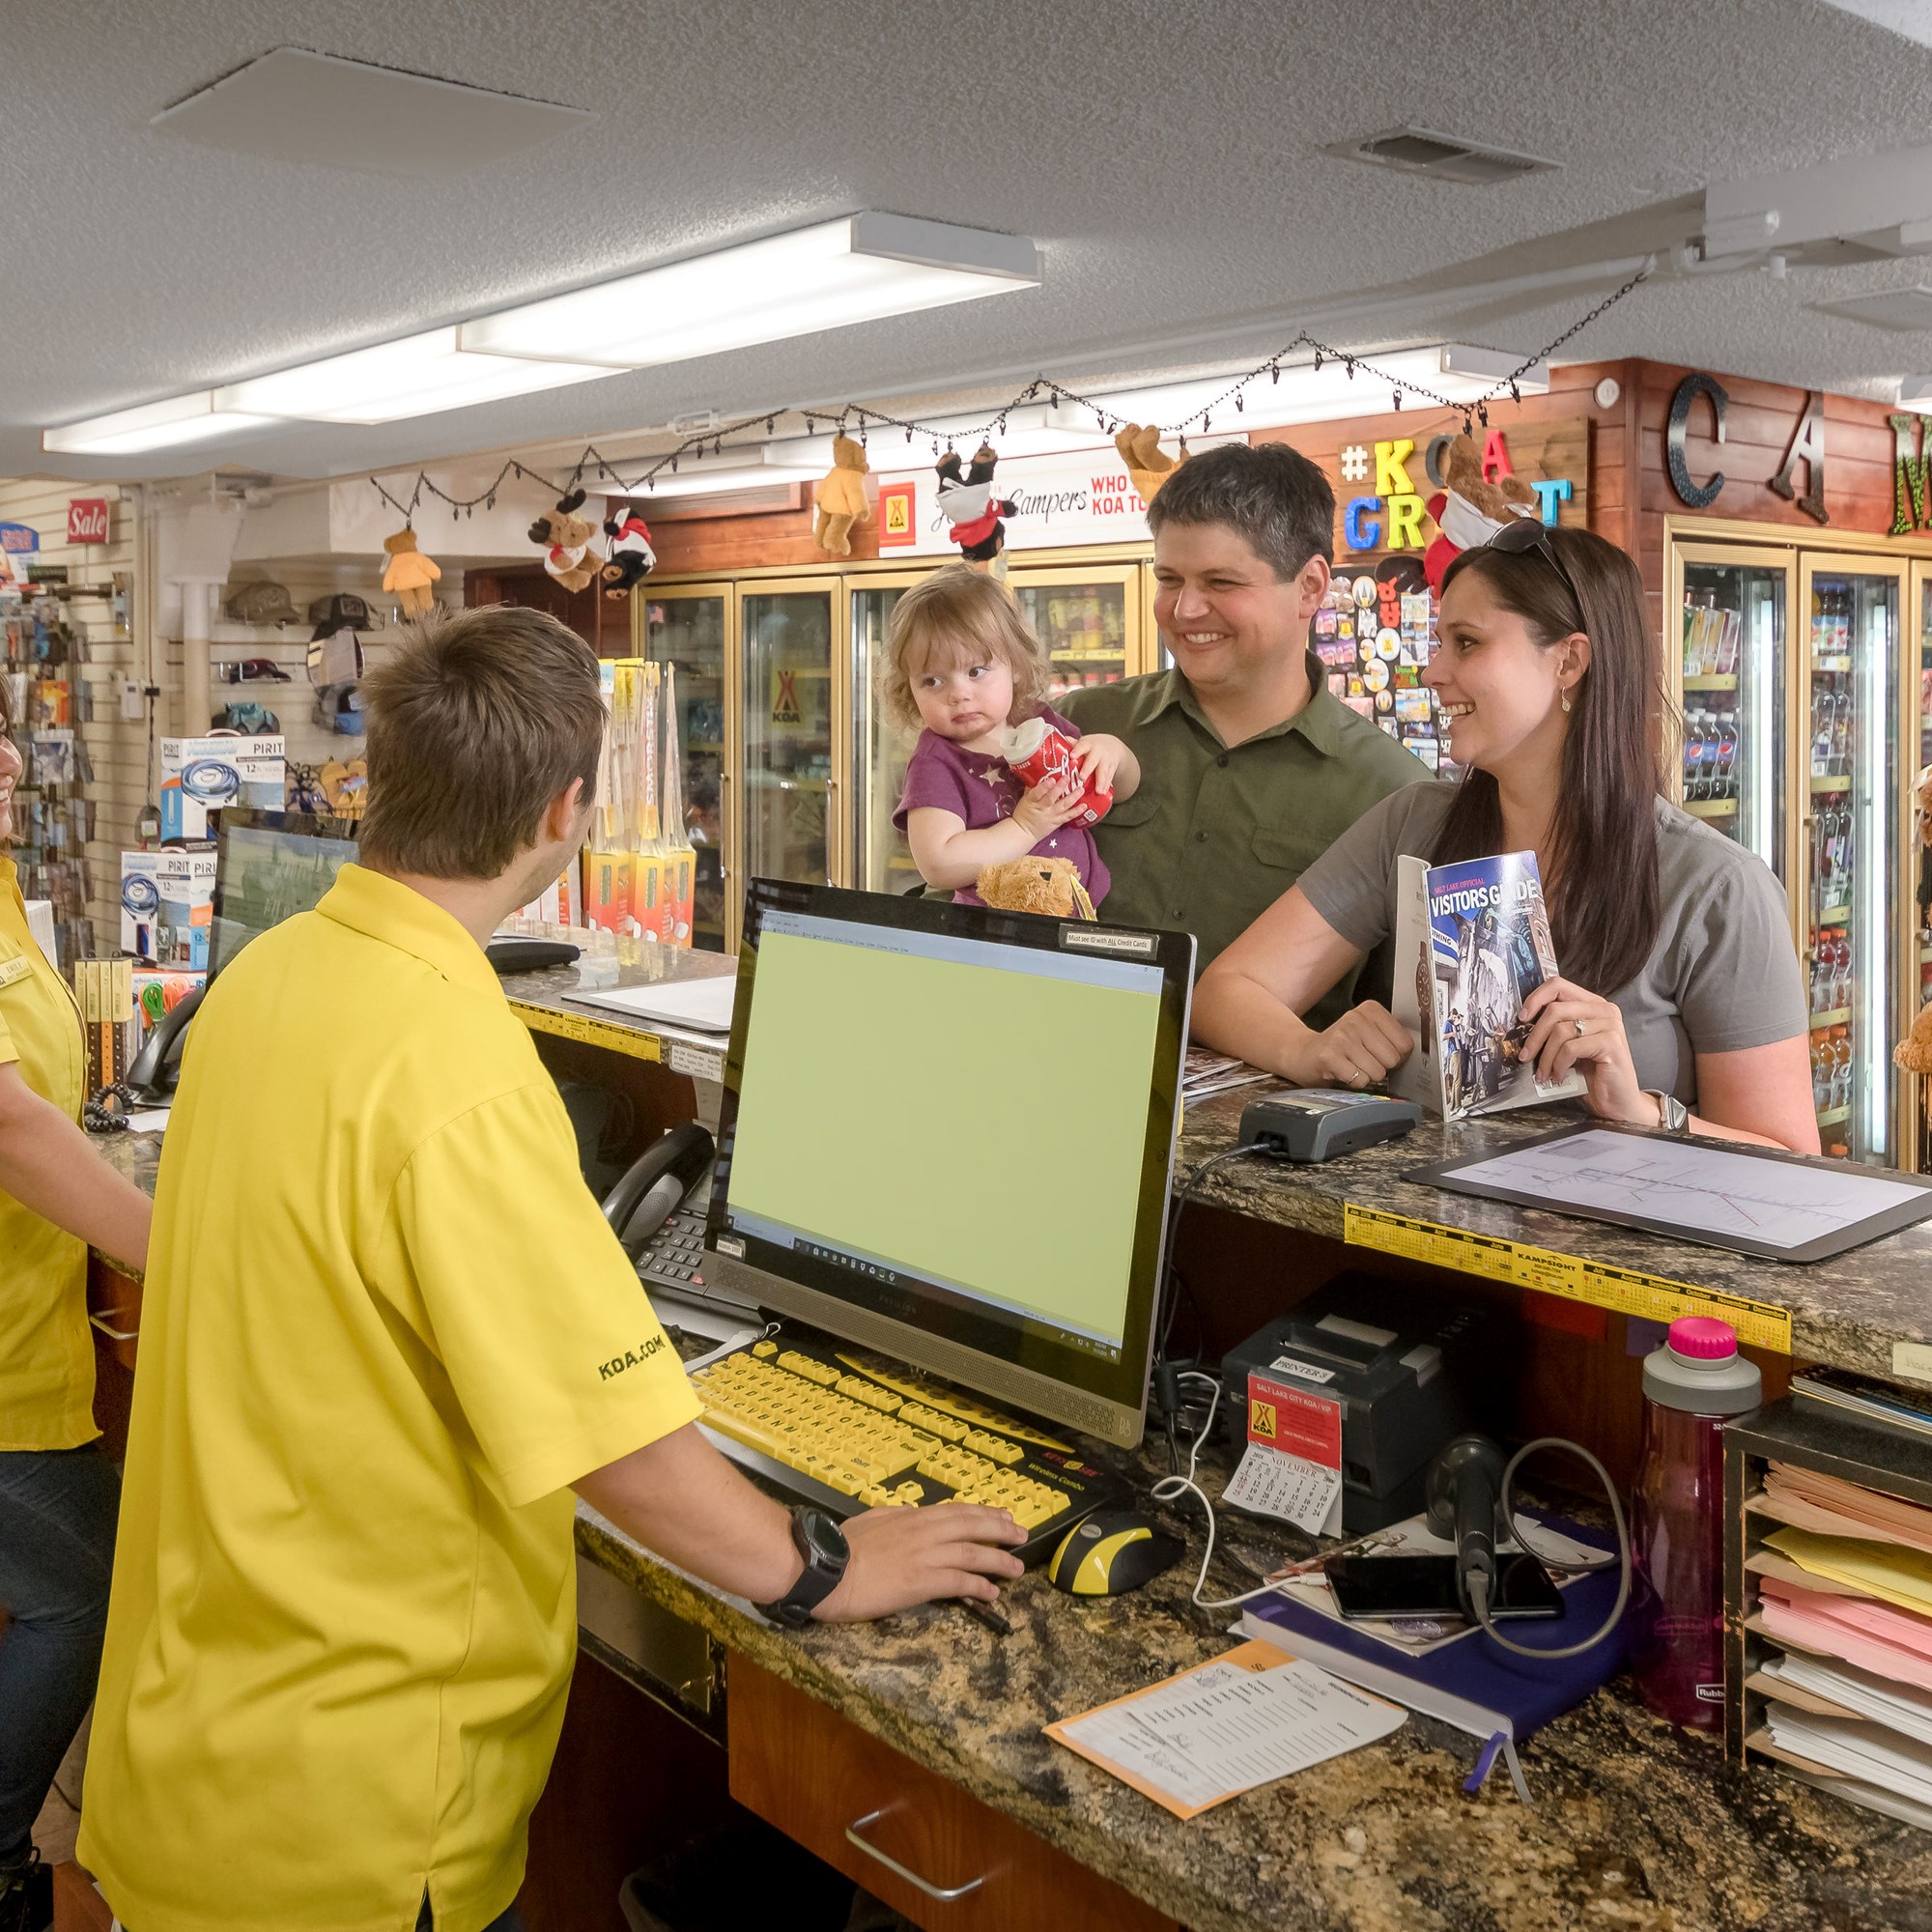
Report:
1268,1355,1336,1387
1246,1372,1343,1469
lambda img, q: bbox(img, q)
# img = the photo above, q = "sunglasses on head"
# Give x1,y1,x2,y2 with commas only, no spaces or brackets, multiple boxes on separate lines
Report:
1484,516,1582,608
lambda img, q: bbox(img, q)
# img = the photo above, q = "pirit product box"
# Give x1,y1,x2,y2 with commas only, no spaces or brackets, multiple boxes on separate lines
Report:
120,852,160,960
159,734,286,842
156,848,216,969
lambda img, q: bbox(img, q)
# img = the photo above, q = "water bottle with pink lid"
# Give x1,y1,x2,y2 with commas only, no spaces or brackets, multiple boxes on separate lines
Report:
1629,1316,1763,1728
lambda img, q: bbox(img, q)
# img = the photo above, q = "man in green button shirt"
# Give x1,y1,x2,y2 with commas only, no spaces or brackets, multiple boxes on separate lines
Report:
1058,441,1428,1023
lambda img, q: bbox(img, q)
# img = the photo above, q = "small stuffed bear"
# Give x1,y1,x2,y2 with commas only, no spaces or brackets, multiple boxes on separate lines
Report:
526,489,602,593
1114,424,1184,507
1423,433,1541,591
935,444,1018,564
812,435,872,556
975,855,1096,922
600,503,657,600
380,527,441,618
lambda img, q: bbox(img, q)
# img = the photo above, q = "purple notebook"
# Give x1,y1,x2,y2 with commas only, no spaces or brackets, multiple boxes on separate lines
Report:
1239,1550,1627,1748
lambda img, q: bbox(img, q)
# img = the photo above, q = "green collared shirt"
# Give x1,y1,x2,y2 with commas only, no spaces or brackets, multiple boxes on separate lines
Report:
1059,655,1429,1020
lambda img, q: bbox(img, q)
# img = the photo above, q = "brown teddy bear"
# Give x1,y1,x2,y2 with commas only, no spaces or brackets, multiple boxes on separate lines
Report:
812,436,872,556
976,855,1096,921
1424,433,1541,591
380,527,441,618
1114,424,1184,507
526,489,602,593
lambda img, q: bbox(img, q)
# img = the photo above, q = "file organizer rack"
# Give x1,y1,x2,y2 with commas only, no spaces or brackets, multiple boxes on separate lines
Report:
1725,1395,1932,1815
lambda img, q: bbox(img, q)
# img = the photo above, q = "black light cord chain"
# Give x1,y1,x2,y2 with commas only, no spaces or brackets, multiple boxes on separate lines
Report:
365,272,1649,526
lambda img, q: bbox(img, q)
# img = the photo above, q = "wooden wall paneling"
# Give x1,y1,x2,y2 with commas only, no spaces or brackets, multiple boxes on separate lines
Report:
466,566,631,656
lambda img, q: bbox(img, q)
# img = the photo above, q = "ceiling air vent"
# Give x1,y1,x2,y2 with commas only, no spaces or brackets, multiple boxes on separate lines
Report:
1808,285,1932,331
1325,127,1559,186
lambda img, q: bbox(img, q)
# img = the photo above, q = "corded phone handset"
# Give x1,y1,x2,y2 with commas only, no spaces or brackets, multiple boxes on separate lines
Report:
602,1122,718,1290
126,984,207,1102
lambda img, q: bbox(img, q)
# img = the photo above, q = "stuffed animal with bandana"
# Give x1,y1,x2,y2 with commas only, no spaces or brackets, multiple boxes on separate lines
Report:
600,503,657,600
1114,424,1185,507
527,489,602,593
1423,433,1540,591
935,443,1017,564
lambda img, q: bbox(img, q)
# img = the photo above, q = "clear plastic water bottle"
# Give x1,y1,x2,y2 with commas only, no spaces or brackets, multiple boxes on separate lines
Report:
1628,1316,1762,1728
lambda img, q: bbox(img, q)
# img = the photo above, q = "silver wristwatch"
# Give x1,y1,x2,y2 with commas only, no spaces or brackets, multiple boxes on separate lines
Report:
1644,1089,1690,1136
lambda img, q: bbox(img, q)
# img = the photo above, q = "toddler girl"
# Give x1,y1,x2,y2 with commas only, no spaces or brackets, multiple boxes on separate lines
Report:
887,564,1139,906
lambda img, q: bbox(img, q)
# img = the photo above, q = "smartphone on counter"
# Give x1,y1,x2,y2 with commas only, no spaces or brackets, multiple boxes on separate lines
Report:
1322,1551,1565,1622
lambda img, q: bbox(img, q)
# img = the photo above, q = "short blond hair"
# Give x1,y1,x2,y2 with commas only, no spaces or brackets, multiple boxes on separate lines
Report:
880,564,1050,733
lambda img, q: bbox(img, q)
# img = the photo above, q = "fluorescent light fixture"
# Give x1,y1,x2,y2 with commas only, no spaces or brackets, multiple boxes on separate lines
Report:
43,391,277,455
213,326,610,424
1899,376,1932,413
460,213,1039,369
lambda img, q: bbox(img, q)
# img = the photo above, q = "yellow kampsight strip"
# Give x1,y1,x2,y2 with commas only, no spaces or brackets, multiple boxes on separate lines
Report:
510,999,664,1064
1344,1203,1792,1353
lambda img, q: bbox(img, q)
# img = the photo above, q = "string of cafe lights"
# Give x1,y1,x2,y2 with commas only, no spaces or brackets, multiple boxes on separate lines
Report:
368,266,1649,526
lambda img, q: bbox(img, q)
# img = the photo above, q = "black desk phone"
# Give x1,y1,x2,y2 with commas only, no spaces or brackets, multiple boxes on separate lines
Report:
601,1122,718,1295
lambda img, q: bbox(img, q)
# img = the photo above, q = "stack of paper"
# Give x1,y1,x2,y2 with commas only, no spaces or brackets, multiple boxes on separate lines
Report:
1756,1577,1932,1692
1762,1464,1932,1557
1046,1638,1405,1819
1181,1049,1276,1107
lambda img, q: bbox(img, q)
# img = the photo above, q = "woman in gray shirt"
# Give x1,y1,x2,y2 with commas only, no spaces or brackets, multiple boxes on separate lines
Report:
1193,525,1817,1151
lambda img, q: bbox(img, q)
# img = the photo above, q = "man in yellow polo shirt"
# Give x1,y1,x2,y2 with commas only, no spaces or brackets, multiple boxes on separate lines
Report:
80,608,1026,1932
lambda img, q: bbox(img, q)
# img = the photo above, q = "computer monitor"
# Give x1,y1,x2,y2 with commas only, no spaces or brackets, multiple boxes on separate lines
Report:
702,880,1195,1448
209,808,359,980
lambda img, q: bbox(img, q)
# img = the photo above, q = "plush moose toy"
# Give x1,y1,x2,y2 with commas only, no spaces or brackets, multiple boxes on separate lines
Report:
1114,424,1185,507
935,443,1017,564
812,435,872,557
527,489,602,593
600,503,657,600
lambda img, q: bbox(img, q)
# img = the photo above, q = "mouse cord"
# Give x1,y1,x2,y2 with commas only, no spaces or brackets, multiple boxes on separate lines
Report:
1150,1371,1314,1611
1465,1437,1632,1661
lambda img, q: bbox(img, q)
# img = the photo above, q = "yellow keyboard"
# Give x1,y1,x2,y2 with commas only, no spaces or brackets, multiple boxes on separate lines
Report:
691,1336,1124,1555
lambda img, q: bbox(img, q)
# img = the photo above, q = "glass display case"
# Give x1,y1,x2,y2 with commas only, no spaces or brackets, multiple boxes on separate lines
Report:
849,579,922,895
1797,560,1903,1164
741,584,838,896
639,585,729,952
1674,548,1791,882
1009,565,1140,707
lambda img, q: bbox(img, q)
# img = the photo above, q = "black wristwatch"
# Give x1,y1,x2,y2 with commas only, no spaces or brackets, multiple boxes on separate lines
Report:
755,1507,850,1627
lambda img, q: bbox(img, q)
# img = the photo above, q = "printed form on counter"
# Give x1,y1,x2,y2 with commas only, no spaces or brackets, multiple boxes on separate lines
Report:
1222,1367,1345,1536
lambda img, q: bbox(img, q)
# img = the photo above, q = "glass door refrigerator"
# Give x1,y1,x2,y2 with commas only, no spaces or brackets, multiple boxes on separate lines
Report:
1907,564,1932,1170
1008,564,1144,706
1667,546,1792,887
739,583,843,936
848,574,926,895
639,583,731,953
1794,557,1907,1165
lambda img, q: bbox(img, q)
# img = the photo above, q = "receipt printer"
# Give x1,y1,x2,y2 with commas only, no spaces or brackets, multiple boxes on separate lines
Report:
1220,1274,1507,1532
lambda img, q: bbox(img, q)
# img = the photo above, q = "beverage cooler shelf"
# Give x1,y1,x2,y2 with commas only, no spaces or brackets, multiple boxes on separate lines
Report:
1684,674,1739,692
1686,800,1738,819
1819,904,1851,926
1809,775,1851,794
1816,1105,1852,1127
1809,1008,1852,1029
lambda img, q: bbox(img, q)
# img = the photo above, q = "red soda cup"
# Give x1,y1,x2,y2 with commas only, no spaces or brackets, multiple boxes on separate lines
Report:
1002,717,1112,826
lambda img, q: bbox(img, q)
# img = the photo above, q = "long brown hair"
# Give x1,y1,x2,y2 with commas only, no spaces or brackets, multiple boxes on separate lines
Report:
1434,527,1662,995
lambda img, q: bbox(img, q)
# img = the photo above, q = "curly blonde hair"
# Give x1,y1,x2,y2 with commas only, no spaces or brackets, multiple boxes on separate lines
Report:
880,564,1051,733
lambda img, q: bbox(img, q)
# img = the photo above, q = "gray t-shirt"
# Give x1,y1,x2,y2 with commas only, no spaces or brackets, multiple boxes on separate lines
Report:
1295,784,1807,1107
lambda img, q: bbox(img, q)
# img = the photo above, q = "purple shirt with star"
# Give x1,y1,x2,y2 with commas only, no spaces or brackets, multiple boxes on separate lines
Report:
892,705,1110,908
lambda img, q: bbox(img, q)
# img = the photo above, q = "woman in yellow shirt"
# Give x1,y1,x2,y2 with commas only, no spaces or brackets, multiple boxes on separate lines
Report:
0,685,152,1930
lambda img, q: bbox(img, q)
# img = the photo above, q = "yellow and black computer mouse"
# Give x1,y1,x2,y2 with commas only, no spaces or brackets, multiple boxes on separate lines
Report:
1047,1509,1184,1598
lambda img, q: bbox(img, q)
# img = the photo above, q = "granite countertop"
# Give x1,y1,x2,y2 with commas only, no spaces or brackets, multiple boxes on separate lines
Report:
579,1447,1932,1932
1177,1092,1932,1378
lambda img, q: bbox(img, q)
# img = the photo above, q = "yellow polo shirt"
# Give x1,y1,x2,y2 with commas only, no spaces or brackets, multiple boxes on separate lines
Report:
80,865,702,1932
0,855,92,1451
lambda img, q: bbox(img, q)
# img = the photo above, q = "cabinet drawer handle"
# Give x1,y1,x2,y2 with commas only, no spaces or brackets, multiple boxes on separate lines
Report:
844,1807,985,1903
88,1309,139,1342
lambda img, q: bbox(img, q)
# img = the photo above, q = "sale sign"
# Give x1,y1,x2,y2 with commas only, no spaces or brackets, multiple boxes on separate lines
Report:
68,499,109,545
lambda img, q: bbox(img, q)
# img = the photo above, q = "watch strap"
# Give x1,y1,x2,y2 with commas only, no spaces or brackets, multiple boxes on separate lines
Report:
755,1507,849,1627
1644,1089,1690,1136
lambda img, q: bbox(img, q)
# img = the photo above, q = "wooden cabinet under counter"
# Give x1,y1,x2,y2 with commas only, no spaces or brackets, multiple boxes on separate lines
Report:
727,1655,1178,1932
